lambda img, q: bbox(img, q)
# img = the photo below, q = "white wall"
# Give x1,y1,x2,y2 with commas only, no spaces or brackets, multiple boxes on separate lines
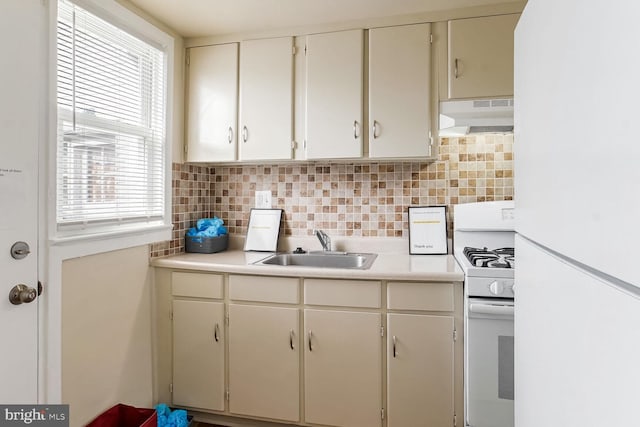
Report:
61,246,154,427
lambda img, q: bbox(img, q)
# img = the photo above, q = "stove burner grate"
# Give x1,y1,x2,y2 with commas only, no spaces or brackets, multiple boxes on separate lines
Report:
463,246,515,268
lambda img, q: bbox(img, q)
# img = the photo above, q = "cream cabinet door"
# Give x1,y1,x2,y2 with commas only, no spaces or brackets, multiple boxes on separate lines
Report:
387,314,455,427
448,14,519,99
228,304,299,422
369,24,432,158
186,44,238,162
239,37,293,161
172,300,225,411
304,309,382,427
305,30,363,159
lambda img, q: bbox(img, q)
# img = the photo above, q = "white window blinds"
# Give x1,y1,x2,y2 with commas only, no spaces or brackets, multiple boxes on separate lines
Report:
56,0,166,231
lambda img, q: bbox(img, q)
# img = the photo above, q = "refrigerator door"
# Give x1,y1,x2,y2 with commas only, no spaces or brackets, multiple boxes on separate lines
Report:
514,0,640,287
515,235,640,427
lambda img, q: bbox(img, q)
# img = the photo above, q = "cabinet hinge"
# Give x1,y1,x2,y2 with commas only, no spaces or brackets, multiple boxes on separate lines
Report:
170,310,173,321
303,139,307,149
225,390,230,401
430,33,433,44
380,326,385,337
381,408,385,420
454,414,457,427
453,327,458,342
428,130,434,157
291,140,297,149
304,45,307,55
292,46,297,55
186,49,190,66
170,383,173,394
183,144,188,157
225,312,230,326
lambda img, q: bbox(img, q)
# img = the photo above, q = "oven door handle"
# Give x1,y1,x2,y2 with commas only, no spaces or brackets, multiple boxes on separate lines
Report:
469,303,514,317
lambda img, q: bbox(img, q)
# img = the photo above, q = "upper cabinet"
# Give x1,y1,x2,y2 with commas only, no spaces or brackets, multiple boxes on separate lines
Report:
185,43,238,162
239,37,294,161
305,30,364,160
368,23,433,159
183,11,521,163
447,14,519,99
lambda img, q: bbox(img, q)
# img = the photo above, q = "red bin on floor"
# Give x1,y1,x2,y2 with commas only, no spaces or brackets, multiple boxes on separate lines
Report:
86,404,157,427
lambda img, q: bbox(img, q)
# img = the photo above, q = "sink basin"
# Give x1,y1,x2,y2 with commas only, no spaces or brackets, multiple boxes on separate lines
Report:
255,252,377,270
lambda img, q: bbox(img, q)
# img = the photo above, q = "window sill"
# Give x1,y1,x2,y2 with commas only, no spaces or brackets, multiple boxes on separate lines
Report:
49,223,172,261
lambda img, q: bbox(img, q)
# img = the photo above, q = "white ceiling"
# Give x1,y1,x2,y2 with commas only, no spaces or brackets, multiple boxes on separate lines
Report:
128,0,521,38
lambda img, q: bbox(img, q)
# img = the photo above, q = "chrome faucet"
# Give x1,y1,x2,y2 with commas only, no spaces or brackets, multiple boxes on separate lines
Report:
314,229,331,251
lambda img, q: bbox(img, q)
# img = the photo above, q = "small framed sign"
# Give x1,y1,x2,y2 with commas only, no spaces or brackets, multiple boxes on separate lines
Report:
408,206,448,255
244,208,283,252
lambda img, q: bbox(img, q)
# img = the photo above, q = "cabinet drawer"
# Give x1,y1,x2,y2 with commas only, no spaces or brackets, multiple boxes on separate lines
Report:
172,272,223,299
304,279,381,308
229,275,299,304
387,282,454,312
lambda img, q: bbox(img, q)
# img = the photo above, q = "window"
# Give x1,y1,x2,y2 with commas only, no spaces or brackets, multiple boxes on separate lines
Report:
56,0,169,236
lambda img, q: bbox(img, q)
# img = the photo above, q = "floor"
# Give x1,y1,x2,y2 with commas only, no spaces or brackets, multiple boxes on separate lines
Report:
192,422,225,427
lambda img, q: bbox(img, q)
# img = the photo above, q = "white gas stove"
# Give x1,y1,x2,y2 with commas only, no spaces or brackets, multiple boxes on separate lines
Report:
453,200,515,427
454,201,516,298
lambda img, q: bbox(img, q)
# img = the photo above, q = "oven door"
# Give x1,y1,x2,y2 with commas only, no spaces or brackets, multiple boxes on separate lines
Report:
465,298,514,427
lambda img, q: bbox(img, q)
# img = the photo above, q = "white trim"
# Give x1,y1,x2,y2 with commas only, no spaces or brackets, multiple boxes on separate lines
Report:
50,224,171,252
49,0,175,247
65,0,174,50
43,0,176,404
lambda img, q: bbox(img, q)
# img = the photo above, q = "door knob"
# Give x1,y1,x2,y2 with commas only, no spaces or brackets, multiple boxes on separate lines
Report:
9,284,37,305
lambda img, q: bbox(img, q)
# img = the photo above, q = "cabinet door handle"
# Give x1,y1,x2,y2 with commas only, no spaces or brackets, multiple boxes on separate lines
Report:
290,329,295,350
228,126,233,144
214,323,220,342
242,125,248,143
308,330,313,352
372,120,379,139
353,120,360,139
392,335,397,358
454,58,459,79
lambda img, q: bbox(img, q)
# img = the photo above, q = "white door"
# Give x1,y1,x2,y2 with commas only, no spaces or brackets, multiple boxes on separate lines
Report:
228,304,299,421
448,14,518,99
305,30,364,159
0,0,45,404
304,309,382,427
239,37,293,161
186,43,239,162
172,300,225,411
369,24,432,158
387,313,454,427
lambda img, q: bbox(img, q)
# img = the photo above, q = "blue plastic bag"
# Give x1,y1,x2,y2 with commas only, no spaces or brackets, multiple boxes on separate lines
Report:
186,217,227,242
154,404,188,427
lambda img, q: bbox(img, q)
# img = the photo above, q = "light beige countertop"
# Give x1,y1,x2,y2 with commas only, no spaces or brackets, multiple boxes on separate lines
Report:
151,236,464,282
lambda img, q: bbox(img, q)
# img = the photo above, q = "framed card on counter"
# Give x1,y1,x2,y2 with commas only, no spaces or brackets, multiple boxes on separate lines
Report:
244,208,283,252
408,206,448,255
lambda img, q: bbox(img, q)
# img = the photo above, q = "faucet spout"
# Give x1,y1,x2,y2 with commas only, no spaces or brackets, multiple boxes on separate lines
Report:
314,229,331,251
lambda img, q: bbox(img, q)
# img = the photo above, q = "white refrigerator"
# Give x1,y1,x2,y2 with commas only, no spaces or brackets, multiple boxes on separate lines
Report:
514,1,640,426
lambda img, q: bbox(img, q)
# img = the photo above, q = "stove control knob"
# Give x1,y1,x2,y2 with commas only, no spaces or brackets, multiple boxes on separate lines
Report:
489,281,505,296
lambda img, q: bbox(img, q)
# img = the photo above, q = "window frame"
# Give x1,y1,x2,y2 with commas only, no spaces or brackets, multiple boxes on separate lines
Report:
49,0,174,249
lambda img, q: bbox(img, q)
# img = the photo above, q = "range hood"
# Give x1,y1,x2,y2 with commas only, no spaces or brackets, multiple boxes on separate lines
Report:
439,98,514,136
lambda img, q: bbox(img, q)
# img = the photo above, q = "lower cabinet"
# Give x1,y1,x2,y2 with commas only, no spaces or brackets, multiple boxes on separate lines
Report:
387,313,455,427
228,304,300,422
304,309,383,427
158,271,462,427
172,299,225,411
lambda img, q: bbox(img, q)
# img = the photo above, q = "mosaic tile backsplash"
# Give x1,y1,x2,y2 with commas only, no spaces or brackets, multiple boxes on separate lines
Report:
150,163,211,258
150,135,514,258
